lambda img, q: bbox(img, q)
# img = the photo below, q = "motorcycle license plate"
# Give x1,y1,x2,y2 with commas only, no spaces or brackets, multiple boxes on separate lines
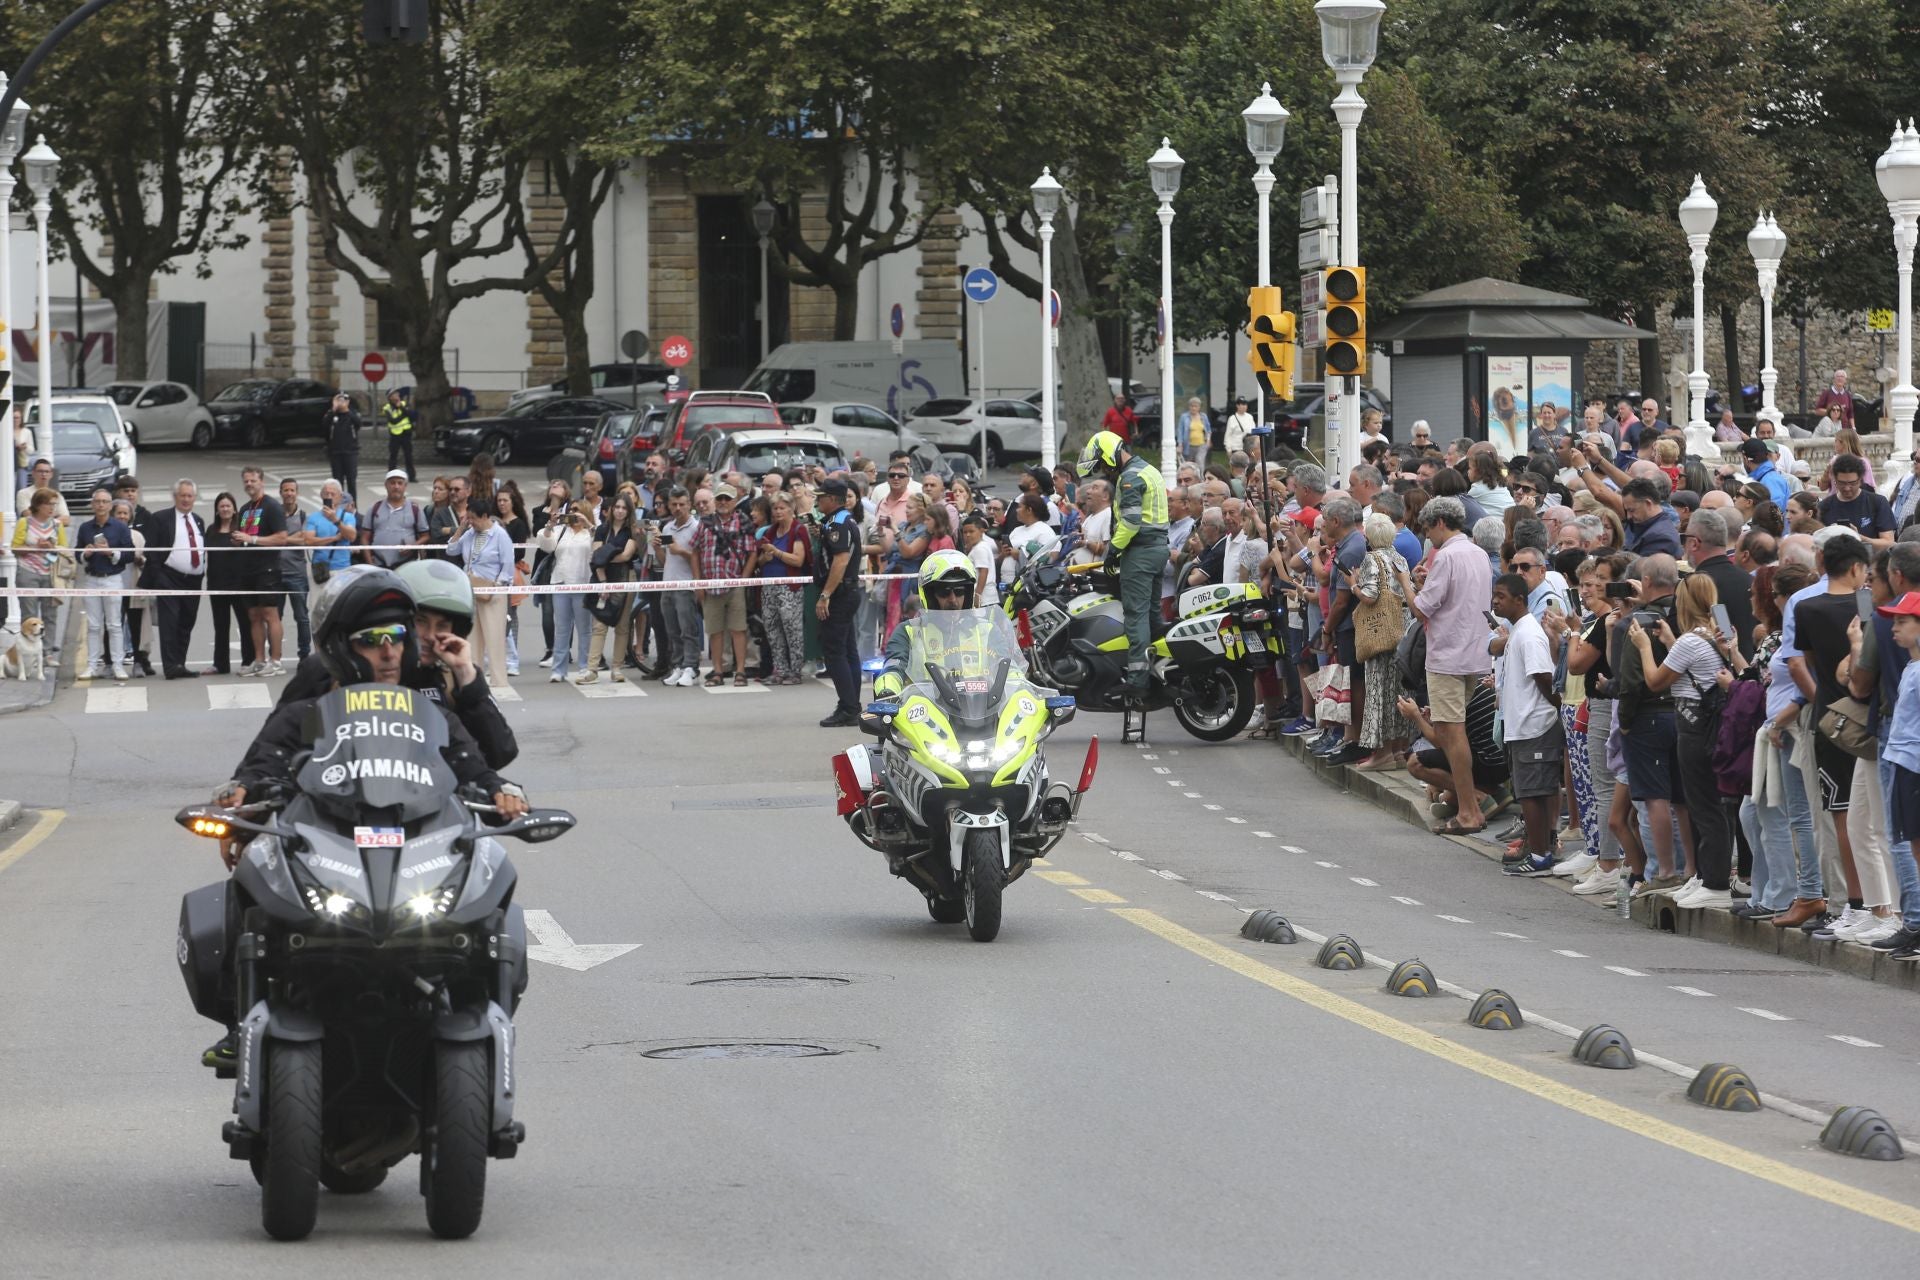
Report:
955,678,990,694
353,826,405,848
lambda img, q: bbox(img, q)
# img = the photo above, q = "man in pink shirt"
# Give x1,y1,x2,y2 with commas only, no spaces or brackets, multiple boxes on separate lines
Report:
1398,494,1493,833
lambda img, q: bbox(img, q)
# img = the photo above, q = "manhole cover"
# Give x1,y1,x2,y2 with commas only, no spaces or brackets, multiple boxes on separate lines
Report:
642,1042,841,1060
671,795,833,811
691,974,852,988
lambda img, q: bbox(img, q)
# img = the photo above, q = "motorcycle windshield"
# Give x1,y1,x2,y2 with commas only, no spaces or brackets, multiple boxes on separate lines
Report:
904,608,1031,723
293,685,453,824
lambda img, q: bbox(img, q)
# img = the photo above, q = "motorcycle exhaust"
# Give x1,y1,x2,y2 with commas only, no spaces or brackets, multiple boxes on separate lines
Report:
332,1116,421,1175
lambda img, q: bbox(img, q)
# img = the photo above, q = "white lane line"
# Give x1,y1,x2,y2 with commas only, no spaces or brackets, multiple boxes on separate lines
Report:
701,683,767,694
1082,832,1109,844
1314,860,1341,868
1153,766,1171,774
1167,780,1185,787
206,683,272,710
1829,1035,1883,1048
1552,949,1589,959
1491,931,1528,940
1391,895,1423,906
1111,850,1144,862
1739,1007,1793,1022
84,686,146,713
1604,966,1648,977
574,680,646,698
1225,816,1247,824
1196,890,1236,903
1436,914,1474,924
1141,754,1158,760
1186,793,1205,799
1670,986,1716,998
490,684,523,703
1254,831,1276,838
1349,877,1379,888
1280,845,1307,853
1147,869,1186,881
1201,803,1221,810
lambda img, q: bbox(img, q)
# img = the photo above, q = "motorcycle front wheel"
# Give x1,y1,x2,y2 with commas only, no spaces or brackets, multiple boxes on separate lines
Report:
1172,666,1256,742
260,1040,324,1241
424,1041,491,1239
962,829,1003,942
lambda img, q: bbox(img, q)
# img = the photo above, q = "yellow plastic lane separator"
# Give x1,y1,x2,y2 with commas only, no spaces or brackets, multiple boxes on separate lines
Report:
0,808,65,876
1111,906,1920,1236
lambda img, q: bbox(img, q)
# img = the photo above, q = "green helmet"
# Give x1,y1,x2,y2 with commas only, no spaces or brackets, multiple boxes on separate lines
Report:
917,548,976,610
1077,430,1125,479
396,558,474,637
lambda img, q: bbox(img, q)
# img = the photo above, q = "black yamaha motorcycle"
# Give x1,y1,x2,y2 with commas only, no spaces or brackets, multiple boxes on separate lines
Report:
176,686,576,1240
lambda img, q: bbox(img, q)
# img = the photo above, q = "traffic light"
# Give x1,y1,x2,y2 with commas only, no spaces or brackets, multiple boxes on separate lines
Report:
1323,266,1367,378
1243,285,1298,401
0,369,12,431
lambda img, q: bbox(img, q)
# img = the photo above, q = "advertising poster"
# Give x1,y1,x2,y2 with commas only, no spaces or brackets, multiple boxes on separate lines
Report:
1485,355,1530,456
1173,353,1212,415
1530,355,1573,427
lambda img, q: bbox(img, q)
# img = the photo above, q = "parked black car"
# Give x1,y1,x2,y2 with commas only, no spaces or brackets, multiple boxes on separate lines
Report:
50,420,120,503
545,405,673,495
434,396,627,465
206,378,345,449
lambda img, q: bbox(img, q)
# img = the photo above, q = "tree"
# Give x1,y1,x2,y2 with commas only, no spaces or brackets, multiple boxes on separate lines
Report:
1,0,265,380
237,0,564,429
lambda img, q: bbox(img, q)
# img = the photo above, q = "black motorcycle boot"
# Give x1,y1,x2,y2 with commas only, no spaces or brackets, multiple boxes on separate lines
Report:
202,1029,238,1077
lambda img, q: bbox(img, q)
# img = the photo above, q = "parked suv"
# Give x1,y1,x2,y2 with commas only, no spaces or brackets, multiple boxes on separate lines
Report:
26,394,137,475
659,391,781,459
434,395,626,465
680,426,848,482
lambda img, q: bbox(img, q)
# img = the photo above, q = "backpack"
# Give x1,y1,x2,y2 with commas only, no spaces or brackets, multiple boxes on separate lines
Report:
1396,615,1428,704
1710,674,1767,797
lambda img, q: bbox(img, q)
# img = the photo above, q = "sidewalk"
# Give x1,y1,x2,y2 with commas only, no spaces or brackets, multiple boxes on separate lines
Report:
0,597,72,716
1275,730,1920,995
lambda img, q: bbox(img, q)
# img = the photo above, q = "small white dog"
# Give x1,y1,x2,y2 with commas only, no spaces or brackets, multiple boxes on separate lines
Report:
0,615,46,680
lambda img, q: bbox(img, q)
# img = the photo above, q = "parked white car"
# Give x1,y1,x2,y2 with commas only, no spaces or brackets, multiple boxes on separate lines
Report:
776,401,947,476
903,397,1042,468
104,380,219,449
26,394,137,475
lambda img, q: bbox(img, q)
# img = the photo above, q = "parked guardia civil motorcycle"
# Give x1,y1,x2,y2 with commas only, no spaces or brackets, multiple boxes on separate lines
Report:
175,686,576,1241
832,607,1097,941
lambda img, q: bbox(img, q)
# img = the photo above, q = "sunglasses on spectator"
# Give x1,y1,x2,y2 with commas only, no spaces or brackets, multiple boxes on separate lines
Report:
889,471,910,479
1513,559,1544,571
350,624,409,647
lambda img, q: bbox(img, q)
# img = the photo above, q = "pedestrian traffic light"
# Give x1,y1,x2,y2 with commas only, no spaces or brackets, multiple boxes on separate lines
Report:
1323,266,1367,378
1243,286,1298,401
362,0,428,44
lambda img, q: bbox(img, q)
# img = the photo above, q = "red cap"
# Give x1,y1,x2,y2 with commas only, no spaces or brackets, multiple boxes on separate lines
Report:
1289,506,1321,527
1877,591,1920,619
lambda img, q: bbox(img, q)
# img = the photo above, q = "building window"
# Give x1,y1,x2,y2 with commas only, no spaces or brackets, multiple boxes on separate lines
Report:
375,297,408,351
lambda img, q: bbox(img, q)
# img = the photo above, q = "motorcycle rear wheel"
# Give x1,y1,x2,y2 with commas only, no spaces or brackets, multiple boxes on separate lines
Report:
260,1040,323,1241
1172,666,1256,742
962,830,1003,942
424,1041,491,1239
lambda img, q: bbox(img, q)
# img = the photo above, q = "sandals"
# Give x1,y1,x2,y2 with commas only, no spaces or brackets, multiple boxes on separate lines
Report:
1431,818,1488,837
703,671,726,687
1246,721,1277,740
733,674,749,688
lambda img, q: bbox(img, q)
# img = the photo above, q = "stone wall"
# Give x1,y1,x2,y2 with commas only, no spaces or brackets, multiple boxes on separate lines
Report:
305,220,339,385
523,158,567,387
915,210,962,342
646,164,699,383
262,151,295,377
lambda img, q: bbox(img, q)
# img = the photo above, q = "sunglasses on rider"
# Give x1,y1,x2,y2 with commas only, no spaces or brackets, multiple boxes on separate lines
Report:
928,584,967,600
349,623,410,648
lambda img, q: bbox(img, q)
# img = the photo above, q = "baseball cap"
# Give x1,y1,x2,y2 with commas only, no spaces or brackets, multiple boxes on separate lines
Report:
713,484,738,501
1738,438,1770,462
384,468,409,482
1671,490,1700,512
1880,591,1920,619
818,477,850,499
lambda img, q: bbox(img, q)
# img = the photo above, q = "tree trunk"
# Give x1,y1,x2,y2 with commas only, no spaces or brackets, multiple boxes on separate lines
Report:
1721,304,1742,414
112,278,153,381
561,300,592,395
1051,212,1107,464
404,290,455,433
1632,302,1662,406
831,259,861,340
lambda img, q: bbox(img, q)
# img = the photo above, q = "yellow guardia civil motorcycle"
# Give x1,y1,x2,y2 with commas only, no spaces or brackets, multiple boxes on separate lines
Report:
831,607,1097,941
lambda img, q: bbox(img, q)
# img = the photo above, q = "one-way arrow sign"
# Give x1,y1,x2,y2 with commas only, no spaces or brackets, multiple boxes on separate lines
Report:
525,909,640,972
964,267,999,303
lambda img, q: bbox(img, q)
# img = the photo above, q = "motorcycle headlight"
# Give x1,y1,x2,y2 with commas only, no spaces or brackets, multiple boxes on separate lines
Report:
990,739,1023,764
405,887,457,921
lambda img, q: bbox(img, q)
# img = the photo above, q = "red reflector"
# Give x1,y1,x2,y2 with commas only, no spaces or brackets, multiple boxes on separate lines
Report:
1077,736,1099,793
1015,609,1034,650
598,440,616,460
1243,609,1269,622
830,752,865,817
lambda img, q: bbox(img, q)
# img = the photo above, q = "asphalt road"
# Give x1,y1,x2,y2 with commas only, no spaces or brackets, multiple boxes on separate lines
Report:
3,643,1920,1276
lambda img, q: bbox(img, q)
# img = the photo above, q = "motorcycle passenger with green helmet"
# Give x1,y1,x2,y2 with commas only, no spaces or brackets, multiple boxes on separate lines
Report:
873,550,985,699
1076,429,1168,698
276,559,519,770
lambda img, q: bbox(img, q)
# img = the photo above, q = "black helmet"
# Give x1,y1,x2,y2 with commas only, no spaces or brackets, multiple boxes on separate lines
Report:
310,565,415,686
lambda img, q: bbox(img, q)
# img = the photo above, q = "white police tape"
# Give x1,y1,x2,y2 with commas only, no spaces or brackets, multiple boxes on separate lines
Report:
15,572,914,599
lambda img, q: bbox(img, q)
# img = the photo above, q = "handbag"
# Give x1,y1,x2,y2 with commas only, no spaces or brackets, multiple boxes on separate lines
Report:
587,591,625,625
509,561,530,608
1351,551,1405,662
1817,694,1877,761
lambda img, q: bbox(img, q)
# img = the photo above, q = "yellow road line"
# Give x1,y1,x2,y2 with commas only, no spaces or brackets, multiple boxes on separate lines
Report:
0,808,65,876
1035,869,1091,886
1069,887,1127,904
1112,907,1920,1235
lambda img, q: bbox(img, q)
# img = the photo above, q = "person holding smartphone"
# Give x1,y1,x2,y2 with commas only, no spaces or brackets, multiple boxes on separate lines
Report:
73,486,135,681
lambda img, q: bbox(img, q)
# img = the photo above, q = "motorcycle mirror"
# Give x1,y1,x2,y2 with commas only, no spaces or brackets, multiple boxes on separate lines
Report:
500,808,577,843
1045,694,1076,726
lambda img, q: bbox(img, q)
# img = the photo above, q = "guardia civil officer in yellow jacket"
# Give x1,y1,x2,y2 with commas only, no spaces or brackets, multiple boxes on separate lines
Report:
382,390,416,481
1076,430,1167,696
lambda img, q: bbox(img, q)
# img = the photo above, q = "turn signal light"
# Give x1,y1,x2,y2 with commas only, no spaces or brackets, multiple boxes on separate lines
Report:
191,818,230,838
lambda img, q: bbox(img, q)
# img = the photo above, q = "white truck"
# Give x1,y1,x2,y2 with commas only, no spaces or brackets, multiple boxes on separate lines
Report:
742,341,964,424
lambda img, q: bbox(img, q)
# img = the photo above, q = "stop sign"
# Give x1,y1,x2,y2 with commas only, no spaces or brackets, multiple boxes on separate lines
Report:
660,335,694,368
361,352,388,383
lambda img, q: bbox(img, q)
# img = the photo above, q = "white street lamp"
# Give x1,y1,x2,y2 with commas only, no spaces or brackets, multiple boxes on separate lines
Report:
1243,82,1290,439
1031,166,1063,470
1677,174,1718,444
1878,119,1920,455
1148,138,1184,479
21,133,56,458
751,197,776,360
1745,211,1788,435
1315,0,1384,475
0,73,28,393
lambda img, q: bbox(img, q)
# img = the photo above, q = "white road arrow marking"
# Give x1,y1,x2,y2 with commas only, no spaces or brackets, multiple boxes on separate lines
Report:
524,909,640,972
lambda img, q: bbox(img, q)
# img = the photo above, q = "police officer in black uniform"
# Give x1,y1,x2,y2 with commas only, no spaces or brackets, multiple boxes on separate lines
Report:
814,477,864,726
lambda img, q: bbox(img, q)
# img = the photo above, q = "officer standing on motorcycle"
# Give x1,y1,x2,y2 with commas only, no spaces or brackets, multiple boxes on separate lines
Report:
1077,430,1168,699
873,550,980,697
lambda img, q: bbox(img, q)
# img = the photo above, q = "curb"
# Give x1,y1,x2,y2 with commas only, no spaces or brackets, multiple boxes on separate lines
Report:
1274,731,1920,994
0,800,23,833
0,599,71,716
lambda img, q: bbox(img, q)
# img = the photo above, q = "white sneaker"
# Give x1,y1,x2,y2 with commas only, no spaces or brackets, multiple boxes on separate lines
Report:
1814,905,1861,939
1730,874,1752,898
674,667,697,687
264,659,285,677
549,672,564,683
237,660,262,677
1662,876,1702,899
1673,884,1733,910
112,667,129,683
539,655,553,669
1570,867,1623,896
1554,851,1599,879
1847,914,1902,944
573,670,598,685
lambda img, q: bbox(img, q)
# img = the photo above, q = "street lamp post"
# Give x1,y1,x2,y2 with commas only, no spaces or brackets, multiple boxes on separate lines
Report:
1745,211,1787,433
21,133,55,459
1877,119,1920,456
0,74,28,396
1031,167,1063,471
1677,174,1718,445
1148,139,1184,480
750,197,775,360
1314,0,1384,477
1242,81,1289,447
